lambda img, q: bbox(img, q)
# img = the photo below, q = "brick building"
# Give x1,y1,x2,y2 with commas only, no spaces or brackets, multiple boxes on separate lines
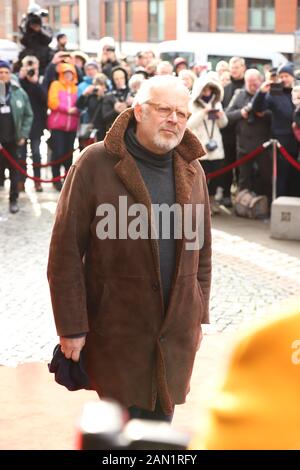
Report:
79,0,177,55
178,0,300,61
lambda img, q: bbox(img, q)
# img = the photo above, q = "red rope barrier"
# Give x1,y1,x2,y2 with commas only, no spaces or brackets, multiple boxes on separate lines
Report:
206,143,268,180
277,144,300,172
18,137,93,168
0,145,66,183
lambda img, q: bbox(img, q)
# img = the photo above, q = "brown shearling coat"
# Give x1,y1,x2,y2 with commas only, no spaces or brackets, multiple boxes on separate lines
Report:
47,108,212,414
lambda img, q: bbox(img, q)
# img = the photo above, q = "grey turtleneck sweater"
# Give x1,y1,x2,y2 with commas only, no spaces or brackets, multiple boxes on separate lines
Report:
125,125,176,313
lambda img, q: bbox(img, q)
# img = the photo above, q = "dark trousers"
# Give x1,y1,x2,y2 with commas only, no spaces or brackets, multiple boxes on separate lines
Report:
275,134,299,197
128,400,174,422
20,137,42,180
200,159,223,196
238,148,272,203
0,142,19,202
221,140,237,197
50,129,76,179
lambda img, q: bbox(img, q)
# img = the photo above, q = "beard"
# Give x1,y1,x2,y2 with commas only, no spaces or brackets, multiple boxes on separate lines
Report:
153,130,182,152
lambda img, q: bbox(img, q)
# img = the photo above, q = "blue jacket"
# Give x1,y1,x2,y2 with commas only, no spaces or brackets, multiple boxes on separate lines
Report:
252,88,294,137
77,76,93,98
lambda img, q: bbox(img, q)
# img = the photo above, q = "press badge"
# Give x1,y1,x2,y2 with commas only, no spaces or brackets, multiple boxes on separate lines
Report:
0,105,11,114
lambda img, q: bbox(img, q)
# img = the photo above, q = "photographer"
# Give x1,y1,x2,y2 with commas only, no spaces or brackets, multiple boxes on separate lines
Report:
187,74,228,215
252,63,300,197
226,69,272,201
102,66,130,131
18,6,53,76
76,73,108,144
18,56,47,192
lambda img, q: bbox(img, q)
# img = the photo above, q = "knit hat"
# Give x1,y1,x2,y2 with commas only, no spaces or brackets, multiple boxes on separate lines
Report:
190,299,300,450
84,60,99,71
0,60,11,70
278,62,294,77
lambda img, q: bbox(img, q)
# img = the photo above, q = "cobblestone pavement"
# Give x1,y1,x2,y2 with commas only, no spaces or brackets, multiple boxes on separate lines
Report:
0,182,300,366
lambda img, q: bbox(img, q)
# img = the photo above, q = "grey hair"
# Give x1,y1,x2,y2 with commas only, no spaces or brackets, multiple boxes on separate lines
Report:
245,68,262,80
229,56,246,67
132,75,190,106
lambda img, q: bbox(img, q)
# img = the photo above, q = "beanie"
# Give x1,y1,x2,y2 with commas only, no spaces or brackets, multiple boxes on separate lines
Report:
0,60,11,70
278,62,294,77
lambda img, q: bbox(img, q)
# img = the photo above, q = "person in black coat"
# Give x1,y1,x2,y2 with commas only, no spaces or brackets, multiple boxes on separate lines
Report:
221,57,246,206
102,67,130,132
252,63,300,197
19,56,47,191
76,73,108,144
18,12,53,76
226,69,272,202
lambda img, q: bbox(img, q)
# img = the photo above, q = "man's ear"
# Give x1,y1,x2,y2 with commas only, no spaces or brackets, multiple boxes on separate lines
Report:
133,104,143,123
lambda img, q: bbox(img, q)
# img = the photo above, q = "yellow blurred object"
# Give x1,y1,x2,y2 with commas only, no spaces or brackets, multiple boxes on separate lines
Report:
190,300,300,450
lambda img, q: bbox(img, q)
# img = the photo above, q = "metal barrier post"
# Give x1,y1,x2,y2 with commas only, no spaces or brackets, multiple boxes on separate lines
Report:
272,139,277,201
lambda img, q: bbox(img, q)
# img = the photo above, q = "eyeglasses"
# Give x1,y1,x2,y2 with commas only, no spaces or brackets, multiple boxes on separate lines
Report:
145,101,191,122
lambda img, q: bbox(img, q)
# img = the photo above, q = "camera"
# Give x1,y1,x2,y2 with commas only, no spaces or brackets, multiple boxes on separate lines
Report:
243,102,255,124
205,139,218,152
270,82,283,95
27,68,35,77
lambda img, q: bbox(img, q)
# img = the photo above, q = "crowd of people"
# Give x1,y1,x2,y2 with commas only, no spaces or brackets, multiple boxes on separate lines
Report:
1,27,300,214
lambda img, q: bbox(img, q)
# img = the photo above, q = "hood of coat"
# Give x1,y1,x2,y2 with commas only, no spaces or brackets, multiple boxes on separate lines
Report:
104,107,206,162
57,62,77,86
191,73,224,108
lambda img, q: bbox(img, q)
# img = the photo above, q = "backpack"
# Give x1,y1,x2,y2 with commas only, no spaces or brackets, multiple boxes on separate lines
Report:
235,189,269,219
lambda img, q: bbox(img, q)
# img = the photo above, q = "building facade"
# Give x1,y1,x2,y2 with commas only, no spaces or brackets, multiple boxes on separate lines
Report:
79,0,176,55
178,0,300,60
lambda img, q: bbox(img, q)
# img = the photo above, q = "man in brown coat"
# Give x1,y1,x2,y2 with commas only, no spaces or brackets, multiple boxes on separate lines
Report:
48,75,212,421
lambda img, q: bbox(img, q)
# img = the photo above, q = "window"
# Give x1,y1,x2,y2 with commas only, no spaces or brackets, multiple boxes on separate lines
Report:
217,0,234,31
188,0,210,32
53,6,60,27
125,0,132,40
105,0,114,37
249,0,275,31
148,0,164,42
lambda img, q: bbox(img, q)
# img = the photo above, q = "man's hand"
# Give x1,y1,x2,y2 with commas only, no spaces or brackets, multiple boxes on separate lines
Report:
60,336,86,362
260,80,272,93
241,108,249,119
17,138,25,146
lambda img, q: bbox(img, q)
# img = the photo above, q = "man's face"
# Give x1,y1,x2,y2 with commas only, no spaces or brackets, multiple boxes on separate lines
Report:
134,86,190,154
113,70,126,89
59,36,67,47
0,68,11,83
245,75,262,95
230,61,245,80
279,72,294,88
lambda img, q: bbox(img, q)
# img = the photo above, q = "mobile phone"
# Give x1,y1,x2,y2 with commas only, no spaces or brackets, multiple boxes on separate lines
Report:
270,82,283,95
207,109,219,120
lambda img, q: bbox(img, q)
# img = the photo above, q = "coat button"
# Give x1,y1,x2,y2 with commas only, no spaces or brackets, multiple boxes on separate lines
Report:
152,281,159,291
159,336,165,342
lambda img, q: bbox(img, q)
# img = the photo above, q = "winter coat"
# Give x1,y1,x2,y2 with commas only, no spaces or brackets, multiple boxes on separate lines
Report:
226,88,271,155
47,63,79,132
188,75,228,161
9,79,33,142
19,77,47,139
47,108,212,414
252,88,295,138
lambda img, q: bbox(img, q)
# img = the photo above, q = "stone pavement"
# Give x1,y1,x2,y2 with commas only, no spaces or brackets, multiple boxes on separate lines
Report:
0,179,299,449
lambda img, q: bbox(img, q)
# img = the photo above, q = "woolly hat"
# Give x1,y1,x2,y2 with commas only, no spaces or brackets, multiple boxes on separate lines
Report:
0,60,11,70
278,62,294,77
191,300,300,450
